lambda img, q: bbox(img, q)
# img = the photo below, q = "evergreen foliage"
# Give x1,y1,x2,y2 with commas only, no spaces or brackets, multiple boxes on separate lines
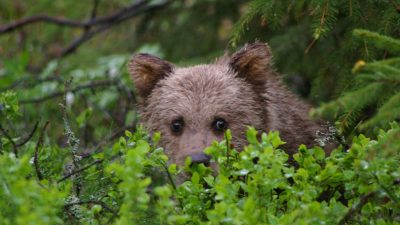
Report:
231,0,400,139
312,29,400,137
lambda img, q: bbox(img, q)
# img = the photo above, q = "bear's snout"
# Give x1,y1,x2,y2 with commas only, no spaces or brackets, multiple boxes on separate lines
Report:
174,129,221,165
188,153,211,165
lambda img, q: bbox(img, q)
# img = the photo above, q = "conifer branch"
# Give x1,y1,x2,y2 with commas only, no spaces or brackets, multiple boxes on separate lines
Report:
353,29,400,53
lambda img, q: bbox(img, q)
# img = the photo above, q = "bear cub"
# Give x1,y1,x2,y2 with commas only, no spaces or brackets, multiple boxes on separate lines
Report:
128,42,328,166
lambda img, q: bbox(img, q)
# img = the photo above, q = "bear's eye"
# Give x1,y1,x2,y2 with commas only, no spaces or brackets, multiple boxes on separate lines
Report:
212,118,228,133
170,119,184,134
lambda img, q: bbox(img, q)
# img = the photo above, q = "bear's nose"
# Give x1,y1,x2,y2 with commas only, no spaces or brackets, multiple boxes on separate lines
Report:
189,153,211,166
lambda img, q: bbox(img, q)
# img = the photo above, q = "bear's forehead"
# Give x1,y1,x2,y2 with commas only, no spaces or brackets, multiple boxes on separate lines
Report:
159,65,242,103
146,64,258,124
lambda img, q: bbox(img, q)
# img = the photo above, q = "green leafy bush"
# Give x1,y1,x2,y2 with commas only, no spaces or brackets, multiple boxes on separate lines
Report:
1,93,399,224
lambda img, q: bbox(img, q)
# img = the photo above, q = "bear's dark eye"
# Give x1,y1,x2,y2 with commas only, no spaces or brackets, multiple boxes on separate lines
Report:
170,118,184,134
212,118,228,133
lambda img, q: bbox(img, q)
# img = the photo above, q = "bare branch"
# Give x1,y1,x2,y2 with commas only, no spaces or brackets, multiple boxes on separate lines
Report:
57,160,103,183
79,124,136,159
0,0,147,34
0,124,18,157
0,15,88,33
64,199,116,214
0,0,170,90
0,75,62,93
20,79,117,104
59,1,169,57
16,121,39,147
338,192,375,225
34,121,50,180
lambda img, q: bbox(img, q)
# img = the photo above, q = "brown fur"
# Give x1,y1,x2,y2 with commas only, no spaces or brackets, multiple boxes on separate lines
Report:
128,42,325,166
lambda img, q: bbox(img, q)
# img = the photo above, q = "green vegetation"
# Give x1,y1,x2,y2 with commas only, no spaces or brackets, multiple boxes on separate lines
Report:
0,0,399,224
1,94,399,223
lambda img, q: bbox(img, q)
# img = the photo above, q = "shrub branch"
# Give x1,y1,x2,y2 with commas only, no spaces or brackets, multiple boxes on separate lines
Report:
0,124,18,157
16,121,39,147
34,121,50,181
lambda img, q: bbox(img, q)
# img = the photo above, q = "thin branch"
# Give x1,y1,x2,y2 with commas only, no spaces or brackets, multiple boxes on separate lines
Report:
16,121,39,147
61,79,83,195
61,0,100,57
338,192,375,225
0,0,170,85
389,0,400,12
0,15,88,33
64,199,115,214
0,0,147,34
34,121,50,180
0,75,62,93
20,79,117,104
58,1,169,57
80,124,136,159
57,160,103,183
0,124,18,157
88,0,101,25
225,131,231,168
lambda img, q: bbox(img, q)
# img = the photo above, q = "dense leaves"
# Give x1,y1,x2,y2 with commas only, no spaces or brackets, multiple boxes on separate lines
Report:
1,98,399,224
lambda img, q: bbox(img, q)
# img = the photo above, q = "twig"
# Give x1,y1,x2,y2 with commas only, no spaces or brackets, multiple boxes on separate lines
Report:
338,192,375,225
0,0,147,34
57,160,103,183
60,0,101,57
0,124,18,157
225,131,231,168
159,160,177,191
61,79,83,196
64,199,115,214
0,0,169,58
58,1,169,57
88,0,100,27
106,208,120,225
16,121,39,147
20,79,117,104
0,15,89,33
34,121,50,180
0,0,170,74
389,0,400,12
80,124,136,159
0,75,61,93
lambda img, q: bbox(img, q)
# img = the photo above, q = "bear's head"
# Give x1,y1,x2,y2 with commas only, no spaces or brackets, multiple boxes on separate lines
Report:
128,43,274,167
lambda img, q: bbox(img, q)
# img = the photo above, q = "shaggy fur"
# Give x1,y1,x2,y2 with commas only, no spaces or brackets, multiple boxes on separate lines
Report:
128,43,324,165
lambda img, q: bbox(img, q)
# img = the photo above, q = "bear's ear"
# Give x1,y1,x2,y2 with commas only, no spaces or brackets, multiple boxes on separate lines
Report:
128,53,174,98
229,42,273,85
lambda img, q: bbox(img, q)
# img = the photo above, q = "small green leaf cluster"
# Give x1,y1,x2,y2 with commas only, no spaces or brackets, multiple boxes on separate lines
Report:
0,91,20,122
0,154,68,225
